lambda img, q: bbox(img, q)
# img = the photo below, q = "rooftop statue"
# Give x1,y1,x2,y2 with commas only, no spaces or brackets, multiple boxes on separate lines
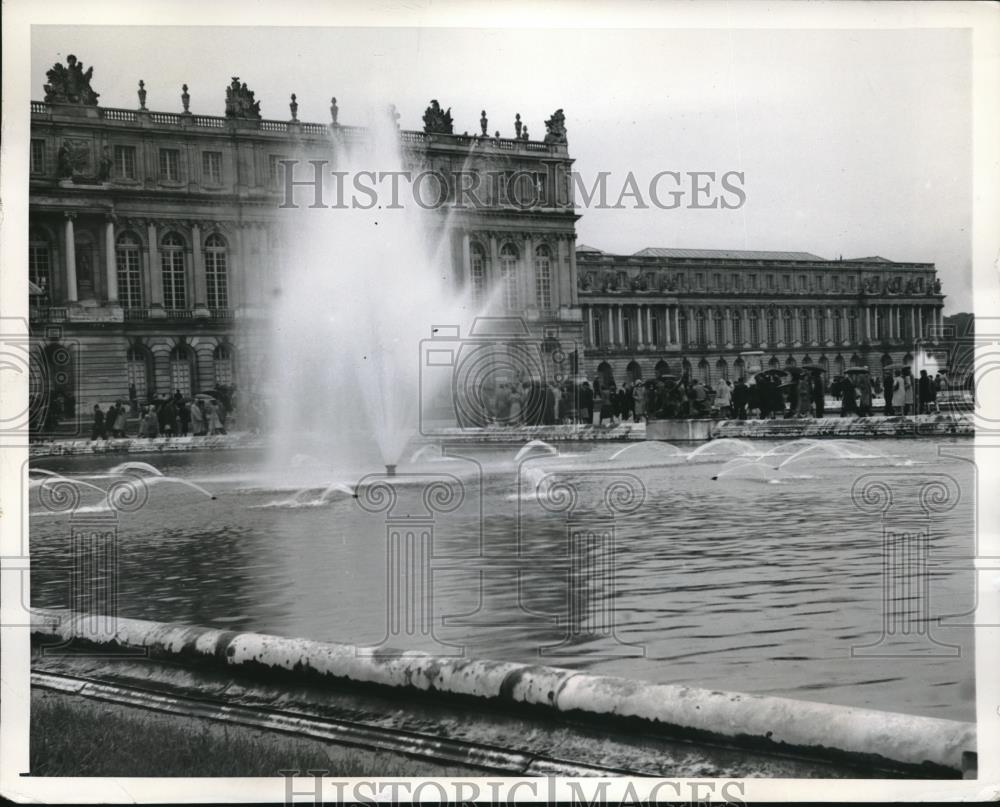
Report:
44,55,100,105
225,77,261,120
422,100,453,134
544,108,567,145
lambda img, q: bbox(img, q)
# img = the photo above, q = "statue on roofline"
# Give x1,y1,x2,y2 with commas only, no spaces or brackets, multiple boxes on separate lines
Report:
422,100,453,135
44,55,100,105
544,108,567,145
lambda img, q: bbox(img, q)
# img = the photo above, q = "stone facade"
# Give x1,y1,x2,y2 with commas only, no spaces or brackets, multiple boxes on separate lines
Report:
28,58,581,420
576,247,946,386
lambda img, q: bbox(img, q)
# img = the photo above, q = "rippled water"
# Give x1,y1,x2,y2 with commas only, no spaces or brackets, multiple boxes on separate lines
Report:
29,438,976,721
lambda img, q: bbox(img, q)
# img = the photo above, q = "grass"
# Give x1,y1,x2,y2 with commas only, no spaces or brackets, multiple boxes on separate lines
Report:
30,690,476,777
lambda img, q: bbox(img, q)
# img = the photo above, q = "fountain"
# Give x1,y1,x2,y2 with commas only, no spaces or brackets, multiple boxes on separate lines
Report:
263,105,473,487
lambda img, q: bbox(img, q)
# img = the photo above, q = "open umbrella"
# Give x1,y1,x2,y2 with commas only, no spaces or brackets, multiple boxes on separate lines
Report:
658,374,679,381
801,364,825,373
880,364,907,372
844,366,870,374
756,368,788,379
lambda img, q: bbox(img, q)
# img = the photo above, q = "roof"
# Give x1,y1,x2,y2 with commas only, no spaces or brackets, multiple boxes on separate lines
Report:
575,244,606,254
632,247,827,261
842,256,893,263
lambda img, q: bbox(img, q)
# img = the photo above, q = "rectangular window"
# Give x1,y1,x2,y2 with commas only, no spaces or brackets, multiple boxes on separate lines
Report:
798,274,807,291
29,244,50,293
733,275,742,291
848,276,856,291
695,273,704,290
849,315,858,342
650,317,659,345
203,151,223,185
749,316,759,345
714,316,725,346
732,314,743,344
801,313,811,342
784,315,794,344
30,139,45,174
268,155,287,189
782,274,791,290
695,315,707,346
766,274,775,290
832,275,840,291
159,148,180,181
713,273,722,289
115,145,137,179
749,274,757,290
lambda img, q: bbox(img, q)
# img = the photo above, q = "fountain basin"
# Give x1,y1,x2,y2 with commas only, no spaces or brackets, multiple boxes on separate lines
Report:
30,607,975,778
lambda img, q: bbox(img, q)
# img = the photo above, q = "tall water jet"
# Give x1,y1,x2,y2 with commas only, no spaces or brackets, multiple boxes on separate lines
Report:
262,105,473,480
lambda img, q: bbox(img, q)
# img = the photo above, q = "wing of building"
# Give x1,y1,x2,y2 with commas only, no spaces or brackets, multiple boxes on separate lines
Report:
576,246,945,385
28,57,582,429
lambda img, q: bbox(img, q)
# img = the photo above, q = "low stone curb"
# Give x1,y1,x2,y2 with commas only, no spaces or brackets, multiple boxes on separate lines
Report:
31,608,975,777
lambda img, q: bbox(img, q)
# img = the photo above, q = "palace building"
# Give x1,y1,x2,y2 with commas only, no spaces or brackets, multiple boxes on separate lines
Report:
28,55,948,429
575,246,946,386
28,56,582,426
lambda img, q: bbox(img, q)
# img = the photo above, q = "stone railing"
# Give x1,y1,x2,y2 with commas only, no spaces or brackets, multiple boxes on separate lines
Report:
31,101,566,153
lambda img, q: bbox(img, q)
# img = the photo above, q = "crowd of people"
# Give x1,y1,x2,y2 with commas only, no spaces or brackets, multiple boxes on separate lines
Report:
90,388,232,441
471,366,958,428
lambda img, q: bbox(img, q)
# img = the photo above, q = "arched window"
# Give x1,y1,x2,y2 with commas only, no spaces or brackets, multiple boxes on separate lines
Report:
850,353,862,367
698,358,711,385
817,308,827,342
748,309,760,346
769,355,780,369
716,358,729,380
819,354,829,374
470,242,487,305
169,344,194,397
596,361,614,388
205,233,228,310
834,354,845,375
833,309,844,343
731,309,743,345
766,310,778,346
626,360,642,382
655,359,670,378
116,233,143,309
713,310,725,346
499,244,518,310
785,355,797,368
160,233,187,310
734,357,745,380
782,309,794,344
214,343,234,387
29,229,52,295
695,310,707,346
678,311,689,346
848,311,859,343
800,308,811,343
534,244,552,310
881,353,893,373
126,346,150,400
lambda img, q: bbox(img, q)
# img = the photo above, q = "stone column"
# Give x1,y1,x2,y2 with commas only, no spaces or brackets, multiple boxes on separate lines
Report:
606,307,614,347
63,213,78,303
809,307,817,345
147,221,164,313
792,306,800,344
587,305,596,346
461,232,471,292
724,306,733,346
917,307,924,339
865,307,871,341
910,306,917,342
488,233,499,288
192,223,209,316
103,217,118,303
522,234,534,311
646,306,653,347
616,304,624,345
636,305,644,346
